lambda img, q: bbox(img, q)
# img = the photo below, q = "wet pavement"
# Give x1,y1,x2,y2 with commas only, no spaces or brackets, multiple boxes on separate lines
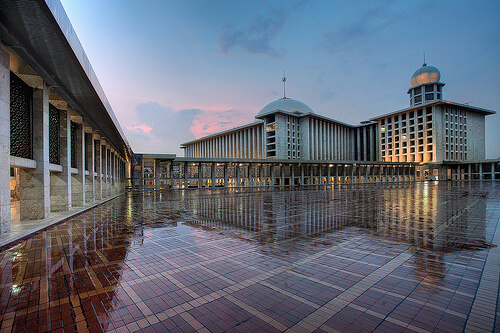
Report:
0,181,499,332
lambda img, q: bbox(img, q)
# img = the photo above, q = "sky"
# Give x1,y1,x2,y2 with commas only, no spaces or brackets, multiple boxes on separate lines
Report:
59,0,500,158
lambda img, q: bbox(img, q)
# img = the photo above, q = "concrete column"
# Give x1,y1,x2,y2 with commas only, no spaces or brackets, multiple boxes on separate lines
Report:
50,108,71,211
87,130,95,202
211,163,215,188
110,151,114,193
319,164,323,184
115,152,119,192
114,153,118,192
94,136,101,200
224,163,229,187
101,141,107,196
19,82,50,220
0,42,10,233
155,159,160,190
198,162,203,189
301,164,305,185
271,164,275,186
237,164,241,187
184,162,188,188
71,122,85,206
106,146,111,195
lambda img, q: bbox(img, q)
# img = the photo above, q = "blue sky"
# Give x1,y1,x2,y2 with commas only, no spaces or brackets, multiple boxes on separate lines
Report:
60,0,500,157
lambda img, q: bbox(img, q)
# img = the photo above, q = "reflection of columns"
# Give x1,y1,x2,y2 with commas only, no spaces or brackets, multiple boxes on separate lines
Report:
0,42,10,233
71,122,85,206
50,108,71,211
19,82,50,220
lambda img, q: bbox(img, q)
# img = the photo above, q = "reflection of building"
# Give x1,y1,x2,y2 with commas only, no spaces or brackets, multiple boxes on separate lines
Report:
181,63,495,164
186,183,490,253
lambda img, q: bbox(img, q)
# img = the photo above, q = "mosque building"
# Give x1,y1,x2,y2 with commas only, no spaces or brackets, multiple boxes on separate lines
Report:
181,63,495,164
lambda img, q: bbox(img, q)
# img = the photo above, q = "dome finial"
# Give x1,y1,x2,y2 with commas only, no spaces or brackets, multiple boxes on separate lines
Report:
282,70,287,99
423,52,427,67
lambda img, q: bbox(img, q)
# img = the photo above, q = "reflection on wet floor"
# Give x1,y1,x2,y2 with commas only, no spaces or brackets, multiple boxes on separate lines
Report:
0,181,499,332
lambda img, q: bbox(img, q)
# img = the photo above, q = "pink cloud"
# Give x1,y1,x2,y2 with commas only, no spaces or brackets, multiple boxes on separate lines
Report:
125,123,153,135
190,109,254,139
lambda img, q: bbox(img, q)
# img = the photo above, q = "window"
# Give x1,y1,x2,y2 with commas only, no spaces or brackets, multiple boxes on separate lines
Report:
425,93,434,101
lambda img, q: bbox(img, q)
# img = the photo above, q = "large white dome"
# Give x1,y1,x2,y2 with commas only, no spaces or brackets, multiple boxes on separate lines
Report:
410,64,441,87
256,98,315,118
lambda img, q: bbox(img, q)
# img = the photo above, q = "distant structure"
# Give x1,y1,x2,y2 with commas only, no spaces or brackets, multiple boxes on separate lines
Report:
181,63,495,163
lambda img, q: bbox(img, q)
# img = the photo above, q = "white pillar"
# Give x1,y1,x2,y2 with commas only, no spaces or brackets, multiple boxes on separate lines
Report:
94,135,101,200
88,129,95,202
50,108,71,211
71,122,85,206
20,82,50,219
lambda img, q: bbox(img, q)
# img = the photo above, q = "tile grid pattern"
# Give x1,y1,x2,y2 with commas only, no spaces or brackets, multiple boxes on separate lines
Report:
0,182,498,332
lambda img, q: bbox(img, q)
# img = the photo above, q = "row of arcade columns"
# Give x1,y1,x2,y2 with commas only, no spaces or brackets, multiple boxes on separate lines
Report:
0,42,127,234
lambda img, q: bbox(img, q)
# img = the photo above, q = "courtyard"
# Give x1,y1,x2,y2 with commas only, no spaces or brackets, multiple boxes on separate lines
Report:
0,181,499,332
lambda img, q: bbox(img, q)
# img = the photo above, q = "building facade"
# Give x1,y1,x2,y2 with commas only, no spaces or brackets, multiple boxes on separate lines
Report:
0,1,132,234
181,64,495,164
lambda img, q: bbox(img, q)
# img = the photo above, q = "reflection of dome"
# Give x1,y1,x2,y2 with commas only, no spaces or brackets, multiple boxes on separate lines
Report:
410,63,440,87
256,98,315,118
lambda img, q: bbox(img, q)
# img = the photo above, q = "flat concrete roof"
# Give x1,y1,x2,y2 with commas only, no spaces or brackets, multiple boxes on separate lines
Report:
180,120,264,147
171,157,418,166
369,100,496,121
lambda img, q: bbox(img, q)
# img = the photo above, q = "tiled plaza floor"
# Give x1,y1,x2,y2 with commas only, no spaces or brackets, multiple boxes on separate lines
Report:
0,181,499,332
